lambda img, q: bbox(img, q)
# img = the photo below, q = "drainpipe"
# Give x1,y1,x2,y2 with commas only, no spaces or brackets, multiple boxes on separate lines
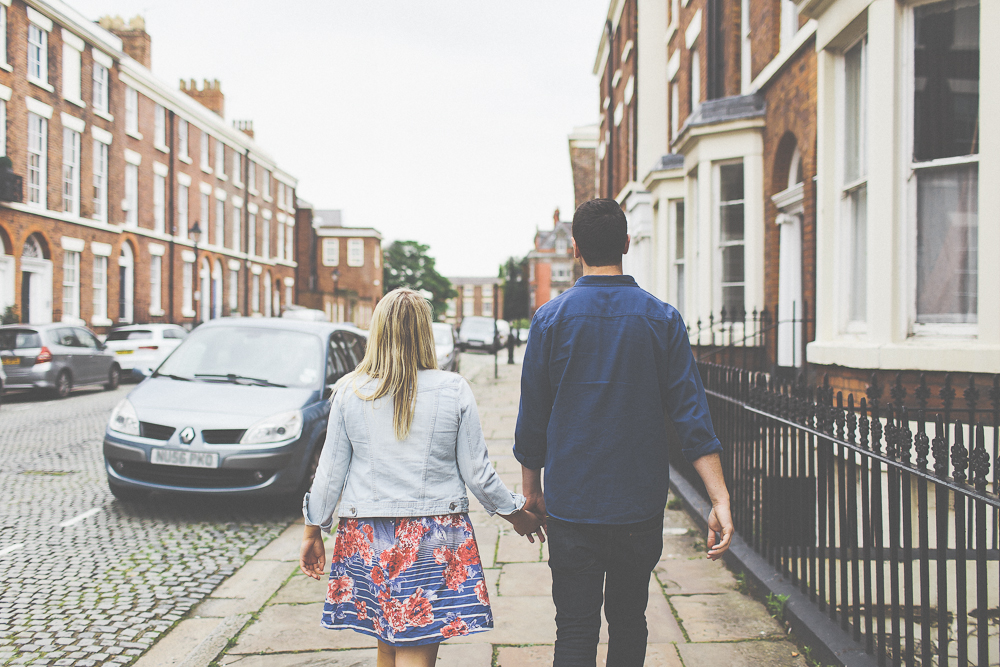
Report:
605,19,615,198
167,110,175,323
243,151,250,316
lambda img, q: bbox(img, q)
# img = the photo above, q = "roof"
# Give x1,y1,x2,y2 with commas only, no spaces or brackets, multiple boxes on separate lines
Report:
686,93,766,128
312,210,343,228
649,154,685,172
534,221,573,251
447,276,501,286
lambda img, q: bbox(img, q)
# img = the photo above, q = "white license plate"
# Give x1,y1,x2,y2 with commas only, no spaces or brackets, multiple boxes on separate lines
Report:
150,448,219,469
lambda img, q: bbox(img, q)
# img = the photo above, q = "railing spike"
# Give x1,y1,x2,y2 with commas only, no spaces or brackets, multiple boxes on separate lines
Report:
971,423,989,492
915,372,930,410
847,393,858,444
858,397,870,450
890,372,907,407
915,409,930,470
951,420,968,484
899,406,913,464
940,373,955,413
932,414,949,477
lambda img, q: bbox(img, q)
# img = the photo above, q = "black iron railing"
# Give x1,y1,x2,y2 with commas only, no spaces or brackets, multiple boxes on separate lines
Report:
674,364,999,666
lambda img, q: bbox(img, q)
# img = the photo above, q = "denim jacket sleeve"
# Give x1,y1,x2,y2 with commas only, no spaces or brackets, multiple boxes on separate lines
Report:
302,385,353,532
455,378,525,516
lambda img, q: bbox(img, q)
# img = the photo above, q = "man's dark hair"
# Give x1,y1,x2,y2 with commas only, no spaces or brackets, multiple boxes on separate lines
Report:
571,198,628,267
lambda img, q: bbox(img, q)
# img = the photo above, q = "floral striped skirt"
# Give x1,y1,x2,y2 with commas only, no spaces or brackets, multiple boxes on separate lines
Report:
322,514,493,646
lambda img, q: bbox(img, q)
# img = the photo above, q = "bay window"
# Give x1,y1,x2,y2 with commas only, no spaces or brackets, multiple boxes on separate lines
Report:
843,35,868,324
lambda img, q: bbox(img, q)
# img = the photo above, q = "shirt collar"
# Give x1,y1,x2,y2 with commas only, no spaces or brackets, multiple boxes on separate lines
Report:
574,274,638,287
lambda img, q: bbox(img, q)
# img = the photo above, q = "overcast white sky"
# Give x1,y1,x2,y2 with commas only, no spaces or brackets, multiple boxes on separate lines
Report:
70,1,608,277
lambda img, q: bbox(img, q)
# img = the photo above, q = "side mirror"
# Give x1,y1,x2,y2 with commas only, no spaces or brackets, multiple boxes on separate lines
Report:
323,385,335,400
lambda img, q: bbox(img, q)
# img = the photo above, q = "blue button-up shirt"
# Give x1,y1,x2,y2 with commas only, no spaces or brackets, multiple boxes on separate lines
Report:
514,274,722,524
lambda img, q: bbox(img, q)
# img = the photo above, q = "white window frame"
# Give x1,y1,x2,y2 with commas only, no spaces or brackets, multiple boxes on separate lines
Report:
347,239,364,267
154,104,167,150
124,164,138,227
93,255,108,322
902,0,980,337
153,173,166,234
200,132,211,172
248,161,256,193
27,23,48,88
252,273,260,313
177,183,189,239
322,239,339,266
262,216,270,259
714,160,746,319
92,139,108,222
27,113,47,209
178,119,189,159
837,32,869,333
0,5,8,70
61,34,83,106
261,169,271,201
670,199,686,315
690,45,701,116
62,128,80,216
215,198,225,249
232,152,242,186
125,86,140,137
229,268,239,312
248,213,257,257
62,250,80,319
215,138,225,179
232,204,241,252
200,191,211,243
286,224,294,262
0,100,5,158
276,221,285,259
780,0,801,52
92,63,109,114
182,261,194,315
150,255,162,314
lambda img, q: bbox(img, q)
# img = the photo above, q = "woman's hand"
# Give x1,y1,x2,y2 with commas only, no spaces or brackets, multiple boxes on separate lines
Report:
505,508,546,544
300,525,327,580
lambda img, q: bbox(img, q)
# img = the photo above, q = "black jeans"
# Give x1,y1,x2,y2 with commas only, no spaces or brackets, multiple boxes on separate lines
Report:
547,513,664,667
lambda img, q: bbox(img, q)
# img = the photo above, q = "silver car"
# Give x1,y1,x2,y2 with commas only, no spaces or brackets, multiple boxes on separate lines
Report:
0,324,122,398
432,322,460,373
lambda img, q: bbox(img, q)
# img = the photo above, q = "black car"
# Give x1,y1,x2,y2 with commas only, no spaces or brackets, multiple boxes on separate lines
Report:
103,318,367,501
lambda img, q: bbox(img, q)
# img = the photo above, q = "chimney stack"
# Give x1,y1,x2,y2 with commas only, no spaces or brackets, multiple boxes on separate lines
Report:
180,79,225,117
99,15,151,68
234,120,254,139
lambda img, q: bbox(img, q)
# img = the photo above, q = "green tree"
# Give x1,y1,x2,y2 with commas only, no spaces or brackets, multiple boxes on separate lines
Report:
500,256,529,323
382,240,456,319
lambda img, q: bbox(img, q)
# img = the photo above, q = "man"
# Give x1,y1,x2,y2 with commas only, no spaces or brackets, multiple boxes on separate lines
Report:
514,198,734,666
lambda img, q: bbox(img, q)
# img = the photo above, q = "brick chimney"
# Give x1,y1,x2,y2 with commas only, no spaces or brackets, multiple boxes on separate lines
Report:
98,15,151,68
553,208,561,227
233,120,254,139
180,79,225,117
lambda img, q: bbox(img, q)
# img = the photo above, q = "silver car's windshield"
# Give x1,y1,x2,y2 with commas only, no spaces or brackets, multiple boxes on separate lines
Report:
157,327,324,388
432,324,453,346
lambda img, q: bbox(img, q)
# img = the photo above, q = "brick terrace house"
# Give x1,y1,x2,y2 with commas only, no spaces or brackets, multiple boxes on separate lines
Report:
293,203,382,328
445,277,503,326
0,4,298,332
527,209,576,318
588,0,998,390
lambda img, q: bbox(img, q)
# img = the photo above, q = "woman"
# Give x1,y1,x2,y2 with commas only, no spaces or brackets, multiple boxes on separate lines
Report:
300,288,543,667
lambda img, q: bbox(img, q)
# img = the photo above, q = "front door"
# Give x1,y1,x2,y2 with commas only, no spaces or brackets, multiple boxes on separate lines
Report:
21,271,30,323
776,212,803,368
20,258,53,324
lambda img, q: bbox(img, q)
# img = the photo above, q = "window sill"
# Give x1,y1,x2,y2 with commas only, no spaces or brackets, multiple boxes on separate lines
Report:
807,339,1000,374
201,165,213,175
217,173,228,182
91,316,113,327
0,62,11,73
181,309,196,318
178,154,192,165
148,308,165,317
126,130,143,141
93,109,113,122
262,195,273,203
232,179,243,188
248,188,259,196
154,143,170,154
65,97,85,109
29,77,55,93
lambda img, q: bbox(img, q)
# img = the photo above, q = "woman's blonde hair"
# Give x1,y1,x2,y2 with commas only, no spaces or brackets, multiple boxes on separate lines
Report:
342,288,437,440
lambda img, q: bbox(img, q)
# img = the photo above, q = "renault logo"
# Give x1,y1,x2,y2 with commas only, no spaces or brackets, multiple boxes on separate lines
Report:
179,427,196,444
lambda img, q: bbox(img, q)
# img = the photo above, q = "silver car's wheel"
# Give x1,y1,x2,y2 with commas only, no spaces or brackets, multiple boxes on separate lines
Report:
53,370,72,399
105,365,121,390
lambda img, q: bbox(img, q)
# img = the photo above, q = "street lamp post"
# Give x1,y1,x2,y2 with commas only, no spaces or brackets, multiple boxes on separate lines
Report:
331,269,340,323
190,222,202,325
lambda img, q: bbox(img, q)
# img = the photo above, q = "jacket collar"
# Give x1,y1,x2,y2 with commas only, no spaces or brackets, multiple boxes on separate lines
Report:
574,274,638,287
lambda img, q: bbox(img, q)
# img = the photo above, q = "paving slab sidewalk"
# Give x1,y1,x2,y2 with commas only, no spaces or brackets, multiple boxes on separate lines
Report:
134,353,808,667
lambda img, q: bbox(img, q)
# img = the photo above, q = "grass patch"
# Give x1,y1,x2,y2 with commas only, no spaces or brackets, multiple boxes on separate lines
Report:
667,497,683,511
765,592,790,623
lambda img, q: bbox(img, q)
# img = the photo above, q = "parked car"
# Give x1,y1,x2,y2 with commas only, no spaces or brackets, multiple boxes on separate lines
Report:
0,363,5,409
458,316,508,353
281,306,328,322
432,322,460,373
103,318,368,502
104,324,188,380
0,324,121,398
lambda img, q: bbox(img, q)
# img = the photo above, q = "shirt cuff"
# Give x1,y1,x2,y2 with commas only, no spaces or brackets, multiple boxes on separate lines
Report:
493,492,526,517
682,436,724,463
302,491,335,533
513,445,545,470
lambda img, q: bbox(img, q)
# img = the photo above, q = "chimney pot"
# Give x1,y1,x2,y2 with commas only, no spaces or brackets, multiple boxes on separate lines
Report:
182,78,225,117
101,15,151,68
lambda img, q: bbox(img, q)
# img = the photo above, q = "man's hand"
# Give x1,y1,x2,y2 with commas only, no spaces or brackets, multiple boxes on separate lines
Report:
505,508,547,544
706,501,733,561
521,466,547,530
691,453,734,561
300,525,327,580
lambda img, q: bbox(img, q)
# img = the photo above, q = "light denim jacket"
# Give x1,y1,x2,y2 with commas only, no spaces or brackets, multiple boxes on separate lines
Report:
303,370,524,532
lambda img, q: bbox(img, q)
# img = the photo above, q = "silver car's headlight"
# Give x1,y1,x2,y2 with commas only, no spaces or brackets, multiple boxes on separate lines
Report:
240,410,303,445
109,399,140,436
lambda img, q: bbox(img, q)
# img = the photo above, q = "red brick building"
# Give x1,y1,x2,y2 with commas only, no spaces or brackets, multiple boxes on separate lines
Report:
294,204,382,328
527,209,576,317
445,277,503,326
0,4,298,332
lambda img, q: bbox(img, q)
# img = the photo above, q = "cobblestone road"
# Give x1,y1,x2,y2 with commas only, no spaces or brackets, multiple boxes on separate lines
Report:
0,386,298,666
